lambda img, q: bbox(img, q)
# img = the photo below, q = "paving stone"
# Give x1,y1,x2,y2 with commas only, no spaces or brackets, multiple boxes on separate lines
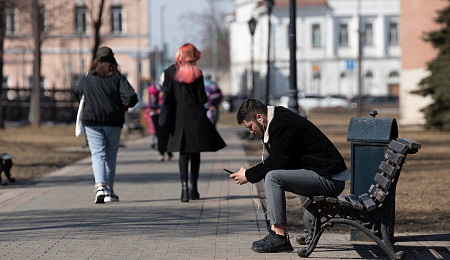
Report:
0,126,447,259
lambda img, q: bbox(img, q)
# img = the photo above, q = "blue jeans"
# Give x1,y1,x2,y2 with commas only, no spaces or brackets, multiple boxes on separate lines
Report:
264,169,345,226
85,126,122,193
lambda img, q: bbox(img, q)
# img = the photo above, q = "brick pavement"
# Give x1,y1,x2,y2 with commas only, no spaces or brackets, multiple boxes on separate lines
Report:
0,125,448,260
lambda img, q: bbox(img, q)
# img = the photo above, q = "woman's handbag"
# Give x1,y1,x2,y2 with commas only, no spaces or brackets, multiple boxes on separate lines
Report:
75,95,85,137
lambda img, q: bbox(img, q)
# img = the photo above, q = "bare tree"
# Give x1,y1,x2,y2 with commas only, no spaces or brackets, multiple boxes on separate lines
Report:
181,0,230,72
4,0,72,125
91,0,106,65
28,0,43,125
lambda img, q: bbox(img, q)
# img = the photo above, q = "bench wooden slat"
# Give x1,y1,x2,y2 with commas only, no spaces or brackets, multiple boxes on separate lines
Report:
345,194,364,211
379,161,398,178
396,138,421,150
325,197,338,204
303,197,313,209
369,184,387,203
359,193,377,211
314,196,325,202
338,198,352,207
388,140,409,154
374,173,391,190
385,149,404,165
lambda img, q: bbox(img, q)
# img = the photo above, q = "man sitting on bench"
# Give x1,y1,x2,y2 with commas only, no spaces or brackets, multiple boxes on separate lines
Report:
229,99,350,253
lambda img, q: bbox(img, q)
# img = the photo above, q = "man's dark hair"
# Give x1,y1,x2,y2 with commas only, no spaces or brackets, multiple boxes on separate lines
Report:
236,99,267,124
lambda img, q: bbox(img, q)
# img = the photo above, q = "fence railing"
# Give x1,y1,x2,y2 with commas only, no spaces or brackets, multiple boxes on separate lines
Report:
1,86,78,123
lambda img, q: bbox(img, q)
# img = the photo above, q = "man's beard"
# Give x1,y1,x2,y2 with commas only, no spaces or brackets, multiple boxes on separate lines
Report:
257,123,265,139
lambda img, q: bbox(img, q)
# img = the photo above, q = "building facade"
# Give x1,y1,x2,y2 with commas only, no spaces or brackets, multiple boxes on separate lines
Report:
3,0,150,97
399,0,448,126
229,0,400,102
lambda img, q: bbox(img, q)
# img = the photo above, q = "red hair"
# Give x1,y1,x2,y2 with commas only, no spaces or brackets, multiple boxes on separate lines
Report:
174,43,202,84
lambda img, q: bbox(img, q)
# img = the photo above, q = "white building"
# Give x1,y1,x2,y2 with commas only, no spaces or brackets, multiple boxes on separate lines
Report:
229,0,400,102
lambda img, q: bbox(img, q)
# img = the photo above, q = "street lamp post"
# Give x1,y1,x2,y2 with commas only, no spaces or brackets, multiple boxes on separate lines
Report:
266,0,273,105
248,17,257,98
357,0,364,117
288,0,299,113
160,4,167,77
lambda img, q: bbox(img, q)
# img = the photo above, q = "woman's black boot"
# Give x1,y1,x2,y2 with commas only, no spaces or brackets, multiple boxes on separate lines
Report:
181,181,189,202
189,181,200,200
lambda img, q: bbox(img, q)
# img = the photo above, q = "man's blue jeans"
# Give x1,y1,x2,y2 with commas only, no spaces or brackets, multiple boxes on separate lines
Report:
85,126,122,193
264,169,345,226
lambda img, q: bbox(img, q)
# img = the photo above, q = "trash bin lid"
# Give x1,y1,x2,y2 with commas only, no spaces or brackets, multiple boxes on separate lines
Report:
347,117,398,143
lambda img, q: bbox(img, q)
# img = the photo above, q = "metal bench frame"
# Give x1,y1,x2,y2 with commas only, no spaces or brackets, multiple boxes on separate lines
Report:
297,138,421,260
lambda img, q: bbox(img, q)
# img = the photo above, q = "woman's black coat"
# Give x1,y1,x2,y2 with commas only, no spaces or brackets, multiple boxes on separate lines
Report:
163,64,226,153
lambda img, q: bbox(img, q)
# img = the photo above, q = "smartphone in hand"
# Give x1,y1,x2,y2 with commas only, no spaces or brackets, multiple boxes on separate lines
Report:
223,168,233,174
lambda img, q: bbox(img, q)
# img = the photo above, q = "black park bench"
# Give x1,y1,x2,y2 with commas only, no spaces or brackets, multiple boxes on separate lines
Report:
297,138,421,260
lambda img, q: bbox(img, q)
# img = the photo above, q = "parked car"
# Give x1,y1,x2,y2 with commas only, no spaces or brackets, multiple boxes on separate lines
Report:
277,95,353,111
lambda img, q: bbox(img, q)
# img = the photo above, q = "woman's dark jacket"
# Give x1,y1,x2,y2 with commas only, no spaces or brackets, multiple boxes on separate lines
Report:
74,71,138,127
245,106,347,183
163,64,226,153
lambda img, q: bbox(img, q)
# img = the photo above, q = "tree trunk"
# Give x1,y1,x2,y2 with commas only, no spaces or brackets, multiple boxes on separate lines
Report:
91,0,105,65
29,0,41,126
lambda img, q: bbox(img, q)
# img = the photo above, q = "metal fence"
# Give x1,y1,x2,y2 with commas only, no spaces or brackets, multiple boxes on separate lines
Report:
1,86,77,123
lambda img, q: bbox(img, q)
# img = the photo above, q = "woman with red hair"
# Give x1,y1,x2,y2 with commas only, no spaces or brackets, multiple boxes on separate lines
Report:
161,43,226,202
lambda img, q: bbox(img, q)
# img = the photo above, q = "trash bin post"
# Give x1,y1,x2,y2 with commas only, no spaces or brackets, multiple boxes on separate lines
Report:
347,110,398,240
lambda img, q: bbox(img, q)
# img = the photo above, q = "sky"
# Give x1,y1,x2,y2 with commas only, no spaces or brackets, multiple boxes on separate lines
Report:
148,0,235,57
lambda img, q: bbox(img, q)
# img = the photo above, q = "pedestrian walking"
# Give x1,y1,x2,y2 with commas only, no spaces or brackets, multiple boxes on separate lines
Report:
74,46,138,204
144,81,172,161
160,43,226,202
204,75,223,126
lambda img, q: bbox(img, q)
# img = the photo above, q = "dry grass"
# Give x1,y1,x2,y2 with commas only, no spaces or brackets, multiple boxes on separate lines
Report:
0,124,140,181
228,111,450,233
0,124,91,180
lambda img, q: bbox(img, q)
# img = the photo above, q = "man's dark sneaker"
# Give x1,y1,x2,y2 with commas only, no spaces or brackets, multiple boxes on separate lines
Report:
251,230,294,253
252,231,273,247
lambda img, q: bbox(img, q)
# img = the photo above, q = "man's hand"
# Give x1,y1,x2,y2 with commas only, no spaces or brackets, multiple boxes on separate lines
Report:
229,167,248,185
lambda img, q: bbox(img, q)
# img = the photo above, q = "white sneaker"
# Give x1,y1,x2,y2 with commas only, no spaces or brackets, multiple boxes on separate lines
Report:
104,194,120,203
94,186,108,204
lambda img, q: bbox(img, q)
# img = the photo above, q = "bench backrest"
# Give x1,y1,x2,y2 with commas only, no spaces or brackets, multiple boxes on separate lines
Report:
358,138,421,211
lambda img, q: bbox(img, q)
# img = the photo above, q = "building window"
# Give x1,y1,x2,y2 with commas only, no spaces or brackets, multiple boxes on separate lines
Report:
388,71,399,77
312,24,321,47
338,23,348,47
110,5,123,34
388,22,398,46
5,7,16,36
74,5,88,34
363,22,373,46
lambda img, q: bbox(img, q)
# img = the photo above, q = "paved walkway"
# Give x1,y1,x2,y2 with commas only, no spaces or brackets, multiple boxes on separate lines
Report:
0,125,448,260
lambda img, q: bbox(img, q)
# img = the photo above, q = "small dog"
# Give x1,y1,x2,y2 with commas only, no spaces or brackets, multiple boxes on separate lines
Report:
0,153,15,185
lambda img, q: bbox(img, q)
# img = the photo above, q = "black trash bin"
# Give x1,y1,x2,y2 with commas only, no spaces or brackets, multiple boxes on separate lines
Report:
347,110,398,240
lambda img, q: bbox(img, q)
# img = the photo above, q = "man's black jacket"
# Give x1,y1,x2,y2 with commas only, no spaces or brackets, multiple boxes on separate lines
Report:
245,106,347,183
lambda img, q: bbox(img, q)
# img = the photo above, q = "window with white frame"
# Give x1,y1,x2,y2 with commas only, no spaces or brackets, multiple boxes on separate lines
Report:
338,23,348,47
388,21,398,46
74,5,88,34
5,7,16,36
312,24,321,47
110,5,123,34
363,22,373,46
